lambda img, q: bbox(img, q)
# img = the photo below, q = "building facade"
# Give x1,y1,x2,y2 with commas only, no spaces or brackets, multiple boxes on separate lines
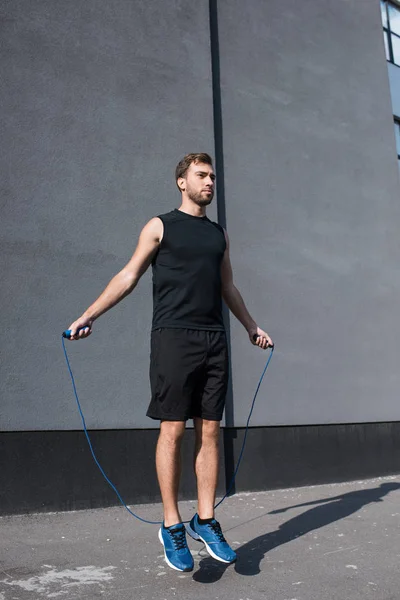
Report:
2,0,400,515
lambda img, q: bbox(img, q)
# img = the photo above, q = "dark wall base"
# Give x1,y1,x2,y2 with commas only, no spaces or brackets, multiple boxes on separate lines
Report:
2,422,400,516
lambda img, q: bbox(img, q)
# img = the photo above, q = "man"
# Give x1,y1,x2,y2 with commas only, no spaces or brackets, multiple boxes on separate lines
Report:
66,153,273,572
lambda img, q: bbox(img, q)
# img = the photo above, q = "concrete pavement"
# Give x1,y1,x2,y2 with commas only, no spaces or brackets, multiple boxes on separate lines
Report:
1,475,400,600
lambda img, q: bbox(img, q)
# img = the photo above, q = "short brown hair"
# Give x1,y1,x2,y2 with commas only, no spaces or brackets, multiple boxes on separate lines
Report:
175,153,213,188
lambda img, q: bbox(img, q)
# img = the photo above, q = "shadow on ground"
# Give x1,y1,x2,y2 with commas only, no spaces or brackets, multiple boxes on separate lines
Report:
192,482,400,583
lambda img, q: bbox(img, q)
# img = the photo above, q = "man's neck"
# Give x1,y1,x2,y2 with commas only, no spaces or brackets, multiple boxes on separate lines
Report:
177,201,207,218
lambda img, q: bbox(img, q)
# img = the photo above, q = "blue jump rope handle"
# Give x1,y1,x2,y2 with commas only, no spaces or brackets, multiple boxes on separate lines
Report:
62,327,89,338
253,333,274,348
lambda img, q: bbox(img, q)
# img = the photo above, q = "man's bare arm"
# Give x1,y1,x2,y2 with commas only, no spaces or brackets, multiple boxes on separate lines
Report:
66,218,163,339
220,230,273,349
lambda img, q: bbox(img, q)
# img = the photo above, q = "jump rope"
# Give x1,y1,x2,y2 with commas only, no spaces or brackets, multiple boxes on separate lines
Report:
61,328,274,525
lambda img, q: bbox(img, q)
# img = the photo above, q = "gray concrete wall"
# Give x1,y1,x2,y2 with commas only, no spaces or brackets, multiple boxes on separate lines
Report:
217,0,400,426
2,0,400,432
1,0,214,430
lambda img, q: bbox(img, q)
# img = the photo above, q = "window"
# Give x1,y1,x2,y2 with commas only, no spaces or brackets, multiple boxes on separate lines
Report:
381,1,400,66
394,120,400,173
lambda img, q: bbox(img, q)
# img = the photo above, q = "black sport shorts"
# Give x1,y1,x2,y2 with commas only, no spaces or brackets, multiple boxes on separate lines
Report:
146,328,229,421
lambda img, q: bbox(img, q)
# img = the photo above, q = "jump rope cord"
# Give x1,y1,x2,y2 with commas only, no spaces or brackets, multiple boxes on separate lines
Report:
61,335,274,525
214,345,274,509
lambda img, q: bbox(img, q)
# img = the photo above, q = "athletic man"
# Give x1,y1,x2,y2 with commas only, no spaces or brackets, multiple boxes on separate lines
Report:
66,153,273,572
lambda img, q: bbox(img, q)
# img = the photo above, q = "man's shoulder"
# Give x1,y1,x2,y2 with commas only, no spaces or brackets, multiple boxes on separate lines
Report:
208,219,225,236
209,219,224,230
154,209,177,222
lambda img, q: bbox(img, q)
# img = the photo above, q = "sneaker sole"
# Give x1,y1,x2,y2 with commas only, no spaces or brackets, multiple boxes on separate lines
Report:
186,524,236,564
158,528,193,572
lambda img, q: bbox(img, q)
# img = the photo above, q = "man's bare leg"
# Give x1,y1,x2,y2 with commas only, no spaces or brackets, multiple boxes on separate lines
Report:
193,418,220,519
156,420,186,527
188,418,236,564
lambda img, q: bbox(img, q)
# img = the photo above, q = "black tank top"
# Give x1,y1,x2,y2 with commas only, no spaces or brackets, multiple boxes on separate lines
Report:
151,209,226,331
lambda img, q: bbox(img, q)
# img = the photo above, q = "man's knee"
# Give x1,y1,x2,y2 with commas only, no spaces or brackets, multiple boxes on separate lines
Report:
159,420,186,444
194,418,220,443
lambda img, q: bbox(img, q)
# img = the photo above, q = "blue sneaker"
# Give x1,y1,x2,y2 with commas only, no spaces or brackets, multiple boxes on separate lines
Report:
158,523,194,572
187,514,237,564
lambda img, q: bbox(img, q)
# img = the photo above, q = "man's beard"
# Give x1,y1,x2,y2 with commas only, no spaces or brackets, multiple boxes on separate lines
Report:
187,186,214,206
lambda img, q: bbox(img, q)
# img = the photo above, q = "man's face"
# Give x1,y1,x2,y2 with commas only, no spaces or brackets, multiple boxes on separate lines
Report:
180,161,215,206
